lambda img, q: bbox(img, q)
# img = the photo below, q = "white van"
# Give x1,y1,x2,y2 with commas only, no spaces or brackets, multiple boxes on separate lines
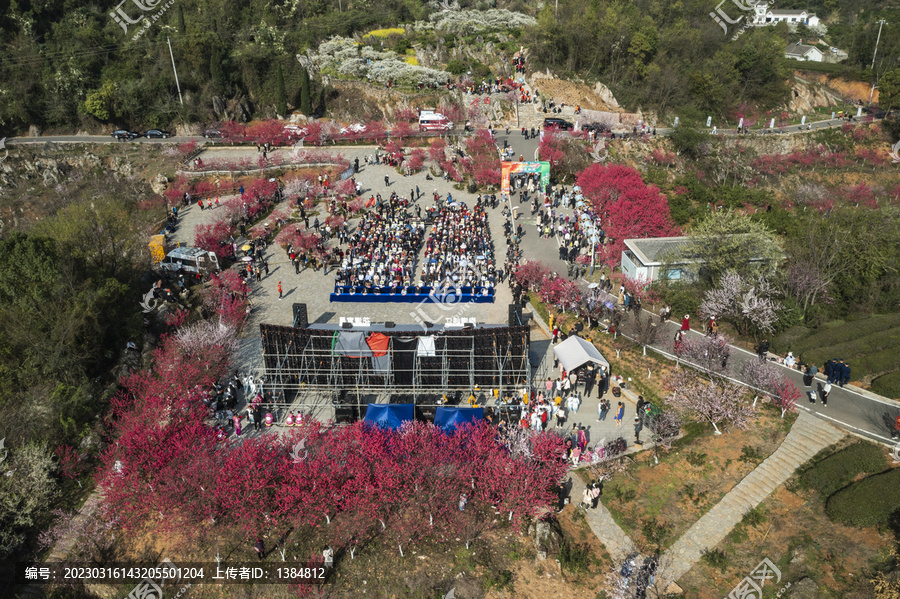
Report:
419,111,454,132
159,247,220,276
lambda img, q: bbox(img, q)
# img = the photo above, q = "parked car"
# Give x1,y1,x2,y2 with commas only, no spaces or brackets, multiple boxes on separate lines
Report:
144,129,172,139
203,129,222,138
340,123,367,135
284,124,308,137
158,246,220,276
111,129,141,140
581,122,610,134
543,118,574,131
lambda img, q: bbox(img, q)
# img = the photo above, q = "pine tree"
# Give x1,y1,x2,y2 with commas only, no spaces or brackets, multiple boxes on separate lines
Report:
299,67,312,116
210,48,225,96
174,4,185,35
275,64,287,117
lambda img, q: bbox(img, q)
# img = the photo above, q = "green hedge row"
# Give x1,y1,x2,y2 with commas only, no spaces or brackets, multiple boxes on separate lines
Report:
826,468,900,528
798,442,886,498
870,371,900,399
773,314,900,380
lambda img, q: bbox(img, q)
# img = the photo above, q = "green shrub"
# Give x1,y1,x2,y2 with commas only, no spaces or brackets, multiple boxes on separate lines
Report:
798,442,886,498
870,371,900,399
826,468,900,528
445,60,467,74
741,506,766,528
739,445,764,464
700,548,730,571
559,537,591,572
686,451,708,467
482,569,513,591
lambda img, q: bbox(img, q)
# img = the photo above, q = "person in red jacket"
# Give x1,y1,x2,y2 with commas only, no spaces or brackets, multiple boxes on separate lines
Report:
680,314,691,331
892,414,900,440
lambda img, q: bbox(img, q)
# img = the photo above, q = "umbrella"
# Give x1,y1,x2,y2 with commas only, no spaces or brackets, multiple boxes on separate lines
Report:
575,200,585,207
241,244,252,251
241,256,253,262
604,300,615,309
588,283,599,289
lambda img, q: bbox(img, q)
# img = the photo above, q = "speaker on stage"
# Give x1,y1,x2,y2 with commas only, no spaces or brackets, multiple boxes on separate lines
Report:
292,303,308,329
508,304,522,327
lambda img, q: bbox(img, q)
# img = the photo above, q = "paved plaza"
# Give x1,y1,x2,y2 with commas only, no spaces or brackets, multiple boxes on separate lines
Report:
168,142,639,432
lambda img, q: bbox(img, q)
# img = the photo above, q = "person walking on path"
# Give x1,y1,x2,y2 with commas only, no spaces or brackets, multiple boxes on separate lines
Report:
589,483,601,508
254,539,266,560
556,482,569,513
804,363,818,387
581,487,592,510
840,362,851,387
323,546,334,569
680,314,691,331
584,367,596,397
634,416,643,445
614,402,625,426
598,398,610,421
892,414,900,440
757,339,770,362
576,426,588,452
277,281,283,299
822,383,831,406
556,406,567,429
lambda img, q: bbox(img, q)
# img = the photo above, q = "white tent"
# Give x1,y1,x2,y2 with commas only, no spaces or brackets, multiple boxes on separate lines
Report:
553,335,610,372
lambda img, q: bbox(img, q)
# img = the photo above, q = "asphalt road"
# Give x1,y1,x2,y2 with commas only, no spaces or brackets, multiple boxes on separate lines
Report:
619,315,900,447
4,114,871,146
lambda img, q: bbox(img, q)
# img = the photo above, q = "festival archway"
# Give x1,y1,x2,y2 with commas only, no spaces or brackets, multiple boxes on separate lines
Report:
501,161,550,196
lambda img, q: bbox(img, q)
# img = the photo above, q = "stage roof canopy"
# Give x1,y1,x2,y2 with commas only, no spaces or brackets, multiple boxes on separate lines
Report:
363,404,414,429
553,335,610,372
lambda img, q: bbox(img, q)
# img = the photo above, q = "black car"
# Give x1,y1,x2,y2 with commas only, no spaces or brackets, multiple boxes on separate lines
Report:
543,118,574,131
111,129,141,140
203,129,222,138
582,122,610,134
144,129,172,139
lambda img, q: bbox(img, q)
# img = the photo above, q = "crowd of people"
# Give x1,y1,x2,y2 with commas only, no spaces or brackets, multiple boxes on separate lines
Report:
334,206,425,290
420,203,496,288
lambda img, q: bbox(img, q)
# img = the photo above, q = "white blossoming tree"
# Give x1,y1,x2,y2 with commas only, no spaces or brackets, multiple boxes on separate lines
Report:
700,270,782,337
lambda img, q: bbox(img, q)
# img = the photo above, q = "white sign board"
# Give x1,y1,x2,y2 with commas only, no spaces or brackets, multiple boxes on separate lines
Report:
339,317,371,327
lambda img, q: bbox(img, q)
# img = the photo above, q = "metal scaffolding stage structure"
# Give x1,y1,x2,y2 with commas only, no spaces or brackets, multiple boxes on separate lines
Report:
259,321,531,418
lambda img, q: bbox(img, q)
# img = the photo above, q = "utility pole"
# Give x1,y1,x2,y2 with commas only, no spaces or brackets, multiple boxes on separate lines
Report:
869,20,888,108
167,37,184,106
872,19,887,71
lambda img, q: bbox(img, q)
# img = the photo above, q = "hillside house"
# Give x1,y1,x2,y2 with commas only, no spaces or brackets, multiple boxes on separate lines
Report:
785,42,825,62
753,5,820,28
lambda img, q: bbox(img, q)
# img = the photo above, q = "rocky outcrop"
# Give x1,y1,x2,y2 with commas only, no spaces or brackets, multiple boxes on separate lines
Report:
151,173,169,195
528,518,563,560
788,79,838,114
212,95,253,122
593,82,621,110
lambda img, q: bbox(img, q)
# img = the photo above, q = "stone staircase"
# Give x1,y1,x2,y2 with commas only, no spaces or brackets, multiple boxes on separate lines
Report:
569,473,637,563
661,411,845,585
